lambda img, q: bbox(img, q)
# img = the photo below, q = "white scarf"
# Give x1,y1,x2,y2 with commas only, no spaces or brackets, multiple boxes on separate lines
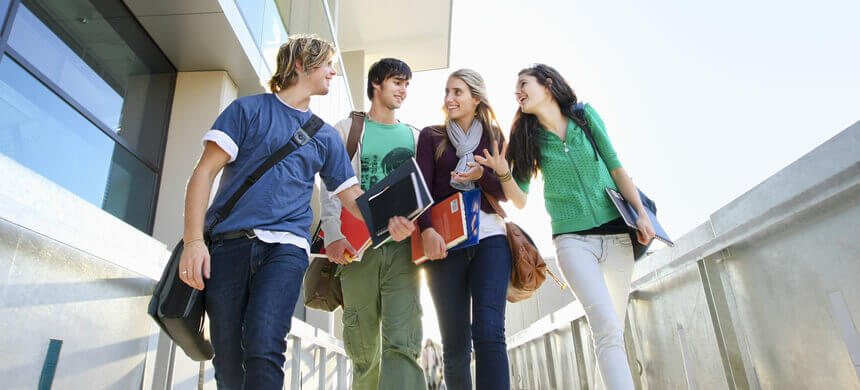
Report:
447,119,483,191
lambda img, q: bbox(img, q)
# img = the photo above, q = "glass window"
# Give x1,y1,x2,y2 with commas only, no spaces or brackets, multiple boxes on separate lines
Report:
7,0,175,167
9,3,123,130
261,0,288,73
0,0,11,30
102,144,157,232
235,0,289,74
0,56,156,232
236,0,266,48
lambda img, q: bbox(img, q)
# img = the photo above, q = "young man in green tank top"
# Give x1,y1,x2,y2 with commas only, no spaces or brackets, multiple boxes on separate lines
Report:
319,58,425,390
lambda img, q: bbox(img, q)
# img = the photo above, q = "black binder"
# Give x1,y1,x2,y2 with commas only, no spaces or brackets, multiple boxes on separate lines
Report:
356,157,432,248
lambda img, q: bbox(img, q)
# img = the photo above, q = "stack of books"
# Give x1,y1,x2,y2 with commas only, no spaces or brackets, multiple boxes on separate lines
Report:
311,157,435,261
410,189,481,264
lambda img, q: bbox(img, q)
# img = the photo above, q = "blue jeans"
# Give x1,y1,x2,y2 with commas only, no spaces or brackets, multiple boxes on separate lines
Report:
424,235,512,390
204,237,308,390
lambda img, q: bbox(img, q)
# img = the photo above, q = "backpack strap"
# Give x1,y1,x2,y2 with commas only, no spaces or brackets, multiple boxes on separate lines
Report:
208,114,325,234
346,111,366,159
572,103,600,161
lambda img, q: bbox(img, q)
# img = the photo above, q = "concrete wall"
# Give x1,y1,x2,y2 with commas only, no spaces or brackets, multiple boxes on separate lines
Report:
0,152,351,389
0,153,169,389
0,218,158,389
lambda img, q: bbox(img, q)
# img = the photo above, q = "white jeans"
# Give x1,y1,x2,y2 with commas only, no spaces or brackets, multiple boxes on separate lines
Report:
554,233,635,390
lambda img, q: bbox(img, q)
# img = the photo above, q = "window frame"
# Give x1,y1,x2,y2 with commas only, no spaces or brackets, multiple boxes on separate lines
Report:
0,0,177,235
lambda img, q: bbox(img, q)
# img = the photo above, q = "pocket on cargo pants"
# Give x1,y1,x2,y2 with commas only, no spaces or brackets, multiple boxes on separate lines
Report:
342,308,369,366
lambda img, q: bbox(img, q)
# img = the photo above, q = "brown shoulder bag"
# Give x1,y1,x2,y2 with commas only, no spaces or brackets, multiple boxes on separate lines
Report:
483,192,565,303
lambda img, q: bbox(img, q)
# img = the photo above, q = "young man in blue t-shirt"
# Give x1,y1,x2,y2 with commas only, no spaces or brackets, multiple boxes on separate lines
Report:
177,35,414,389
319,58,425,390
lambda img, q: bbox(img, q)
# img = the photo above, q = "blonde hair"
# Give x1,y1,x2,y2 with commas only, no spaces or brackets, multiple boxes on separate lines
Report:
436,69,504,160
269,34,335,93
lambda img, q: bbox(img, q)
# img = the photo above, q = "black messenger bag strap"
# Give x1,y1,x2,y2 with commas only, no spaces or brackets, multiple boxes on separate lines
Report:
208,114,325,234
149,115,325,362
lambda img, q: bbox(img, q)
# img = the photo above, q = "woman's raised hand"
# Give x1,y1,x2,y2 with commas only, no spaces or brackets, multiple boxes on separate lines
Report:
474,140,510,176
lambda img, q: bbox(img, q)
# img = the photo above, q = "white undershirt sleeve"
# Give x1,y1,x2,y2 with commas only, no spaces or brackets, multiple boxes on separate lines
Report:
329,176,359,198
202,130,239,163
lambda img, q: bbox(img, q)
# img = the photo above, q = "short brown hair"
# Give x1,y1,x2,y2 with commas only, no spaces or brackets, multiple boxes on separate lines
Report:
269,34,335,92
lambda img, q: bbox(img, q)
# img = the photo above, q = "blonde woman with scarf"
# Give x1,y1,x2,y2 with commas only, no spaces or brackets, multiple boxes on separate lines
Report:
414,69,512,390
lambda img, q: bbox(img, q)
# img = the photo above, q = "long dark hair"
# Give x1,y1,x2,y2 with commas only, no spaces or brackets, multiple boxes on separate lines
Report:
507,64,592,183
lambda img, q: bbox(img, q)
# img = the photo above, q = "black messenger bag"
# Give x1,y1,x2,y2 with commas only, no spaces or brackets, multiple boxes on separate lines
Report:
148,114,324,361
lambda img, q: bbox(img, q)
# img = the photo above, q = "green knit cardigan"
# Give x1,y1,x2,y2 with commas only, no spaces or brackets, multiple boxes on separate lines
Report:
515,104,623,235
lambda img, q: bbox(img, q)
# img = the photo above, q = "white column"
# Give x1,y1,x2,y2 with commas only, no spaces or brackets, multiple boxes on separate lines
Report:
341,50,366,111
152,71,238,245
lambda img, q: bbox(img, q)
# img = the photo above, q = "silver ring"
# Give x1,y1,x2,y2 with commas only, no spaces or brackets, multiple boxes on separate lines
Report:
181,270,188,275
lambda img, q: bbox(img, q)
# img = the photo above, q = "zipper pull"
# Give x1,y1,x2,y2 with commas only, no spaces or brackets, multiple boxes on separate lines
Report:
563,141,569,153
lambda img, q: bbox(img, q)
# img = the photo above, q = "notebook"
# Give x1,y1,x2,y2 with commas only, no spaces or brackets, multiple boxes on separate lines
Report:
411,191,474,264
605,187,674,246
356,158,433,248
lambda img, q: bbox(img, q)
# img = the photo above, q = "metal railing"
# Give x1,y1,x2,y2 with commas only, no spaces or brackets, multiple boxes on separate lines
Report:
506,123,860,389
163,315,352,389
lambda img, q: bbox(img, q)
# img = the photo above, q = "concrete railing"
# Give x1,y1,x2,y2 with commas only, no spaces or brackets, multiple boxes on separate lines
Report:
506,122,860,389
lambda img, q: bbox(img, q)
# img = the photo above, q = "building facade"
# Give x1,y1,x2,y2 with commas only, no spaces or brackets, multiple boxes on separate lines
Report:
0,0,450,388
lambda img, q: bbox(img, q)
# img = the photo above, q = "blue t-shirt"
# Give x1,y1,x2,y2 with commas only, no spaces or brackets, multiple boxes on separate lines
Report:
204,94,355,242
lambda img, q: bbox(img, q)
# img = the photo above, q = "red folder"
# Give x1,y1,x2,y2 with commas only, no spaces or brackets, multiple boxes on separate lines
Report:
411,192,469,264
313,208,372,262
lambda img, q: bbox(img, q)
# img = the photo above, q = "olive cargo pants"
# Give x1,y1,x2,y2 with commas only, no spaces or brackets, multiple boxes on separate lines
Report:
339,239,426,390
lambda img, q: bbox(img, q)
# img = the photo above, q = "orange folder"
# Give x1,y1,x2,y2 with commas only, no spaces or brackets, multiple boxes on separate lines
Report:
410,192,469,264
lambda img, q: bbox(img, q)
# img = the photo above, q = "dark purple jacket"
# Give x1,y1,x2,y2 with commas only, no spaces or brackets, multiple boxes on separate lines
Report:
416,125,507,231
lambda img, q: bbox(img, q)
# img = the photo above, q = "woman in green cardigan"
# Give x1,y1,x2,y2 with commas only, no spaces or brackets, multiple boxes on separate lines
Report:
475,63,655,390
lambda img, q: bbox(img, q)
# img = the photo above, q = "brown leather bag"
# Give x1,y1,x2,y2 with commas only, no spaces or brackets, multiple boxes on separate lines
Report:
483,192,565,302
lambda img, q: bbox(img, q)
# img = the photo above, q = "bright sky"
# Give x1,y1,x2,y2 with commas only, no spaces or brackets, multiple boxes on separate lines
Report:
391,0,860,343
